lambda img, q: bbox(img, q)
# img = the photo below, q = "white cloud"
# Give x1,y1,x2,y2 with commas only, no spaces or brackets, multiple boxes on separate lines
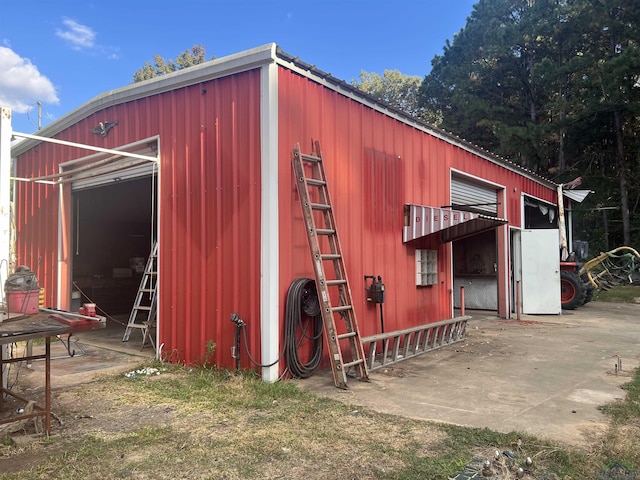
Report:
0,47,59,113
54,18,118,60
56,18,96,50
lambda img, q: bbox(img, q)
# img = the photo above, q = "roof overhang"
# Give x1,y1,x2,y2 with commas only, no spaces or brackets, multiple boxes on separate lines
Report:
8,42,563,195
275,47,559,191
403,204,508,244
11,44,278,158
563,189,593,203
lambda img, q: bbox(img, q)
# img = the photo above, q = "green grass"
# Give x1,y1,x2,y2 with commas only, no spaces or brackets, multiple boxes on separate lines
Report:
597,367,640,470
593,284,640,303
600,368,640,422
2,362,639,479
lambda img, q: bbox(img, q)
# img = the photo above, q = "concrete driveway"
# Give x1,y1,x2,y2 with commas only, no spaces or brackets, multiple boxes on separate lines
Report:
16,301,639,447
295,301,640,447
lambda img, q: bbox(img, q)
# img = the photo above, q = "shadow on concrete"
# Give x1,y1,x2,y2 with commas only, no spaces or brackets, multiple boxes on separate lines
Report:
6,302,639,448
294,302,640,447
5,315,154,395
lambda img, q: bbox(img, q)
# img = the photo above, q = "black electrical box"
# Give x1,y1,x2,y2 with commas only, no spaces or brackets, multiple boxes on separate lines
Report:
365,275,385,304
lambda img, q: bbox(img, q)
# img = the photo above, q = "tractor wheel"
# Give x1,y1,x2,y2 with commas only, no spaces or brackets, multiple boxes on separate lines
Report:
581,276,594,305
583,286,594,305
561,270,586,310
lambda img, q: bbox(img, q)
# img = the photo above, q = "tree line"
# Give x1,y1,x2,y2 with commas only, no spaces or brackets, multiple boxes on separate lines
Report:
134,1,640,252
417,0,640,252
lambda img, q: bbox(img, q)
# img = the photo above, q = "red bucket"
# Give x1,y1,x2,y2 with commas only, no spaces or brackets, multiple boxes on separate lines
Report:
7,289,41,314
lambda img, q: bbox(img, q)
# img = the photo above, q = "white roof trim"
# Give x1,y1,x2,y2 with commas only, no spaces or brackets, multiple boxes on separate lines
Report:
12,43,277,157
274,51,558,191
11,41,559,192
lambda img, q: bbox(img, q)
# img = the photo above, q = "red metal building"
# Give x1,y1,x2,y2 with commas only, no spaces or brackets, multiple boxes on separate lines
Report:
10,44,568,380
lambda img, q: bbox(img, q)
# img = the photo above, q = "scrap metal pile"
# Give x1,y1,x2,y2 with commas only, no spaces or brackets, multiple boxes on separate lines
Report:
580,246,640,291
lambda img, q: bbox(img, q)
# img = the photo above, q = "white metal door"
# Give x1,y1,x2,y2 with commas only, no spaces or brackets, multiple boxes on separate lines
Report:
518,229,561,314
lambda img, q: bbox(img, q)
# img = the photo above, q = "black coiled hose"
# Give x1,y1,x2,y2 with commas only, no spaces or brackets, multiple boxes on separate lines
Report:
284,278,323,378
234,278,323,378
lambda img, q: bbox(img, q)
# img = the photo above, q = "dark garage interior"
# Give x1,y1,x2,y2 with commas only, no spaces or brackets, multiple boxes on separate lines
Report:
71,175,156,316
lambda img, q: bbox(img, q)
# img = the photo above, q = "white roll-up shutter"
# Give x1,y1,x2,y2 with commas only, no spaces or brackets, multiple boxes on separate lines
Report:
61,139,158,191
71,161,156,191
451,176,498,215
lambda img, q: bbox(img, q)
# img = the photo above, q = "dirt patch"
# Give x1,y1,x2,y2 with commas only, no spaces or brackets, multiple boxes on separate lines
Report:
3,302,638,478
1,368,451,479
377,366,412,377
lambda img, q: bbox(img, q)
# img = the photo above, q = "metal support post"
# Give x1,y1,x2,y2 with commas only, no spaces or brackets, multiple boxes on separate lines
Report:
516,280,521,321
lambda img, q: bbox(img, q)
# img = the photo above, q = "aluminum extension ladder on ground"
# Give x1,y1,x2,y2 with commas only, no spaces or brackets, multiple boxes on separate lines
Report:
123,241,158,347
292,141,369,389
361,316,469,371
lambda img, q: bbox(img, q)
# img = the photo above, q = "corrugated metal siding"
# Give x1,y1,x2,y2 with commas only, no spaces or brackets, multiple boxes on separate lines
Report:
450,150,556,227
278,68,453,338
14,57,560,372
14,136,83,308
277,67,558,336
14,70,263,368
14,151,59,308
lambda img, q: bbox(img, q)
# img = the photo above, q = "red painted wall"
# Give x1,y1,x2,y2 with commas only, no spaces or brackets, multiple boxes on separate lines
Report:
13,152,59,305
13,61,558,372
14,70,263,368
277,67,557,337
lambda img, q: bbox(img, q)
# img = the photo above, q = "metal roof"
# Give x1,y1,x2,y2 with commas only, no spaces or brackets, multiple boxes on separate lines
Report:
12,43,277,157
11,42,560,190
273,46,558,190
563,189,593,203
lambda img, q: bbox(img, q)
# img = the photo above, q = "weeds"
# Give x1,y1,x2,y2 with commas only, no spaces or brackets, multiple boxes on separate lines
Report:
593,284,640,303
599,369,640,421
597,367,640,469
2,362,639,479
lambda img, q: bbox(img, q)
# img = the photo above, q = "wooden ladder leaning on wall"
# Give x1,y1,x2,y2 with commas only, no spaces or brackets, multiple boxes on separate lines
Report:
291,141,369,389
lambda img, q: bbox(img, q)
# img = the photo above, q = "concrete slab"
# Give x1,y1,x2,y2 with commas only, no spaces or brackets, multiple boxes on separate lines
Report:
5,316,154,393
5,302,638,449
294,301,640,447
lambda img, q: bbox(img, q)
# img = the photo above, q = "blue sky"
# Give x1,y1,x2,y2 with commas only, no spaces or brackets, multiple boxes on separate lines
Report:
1,1,477,134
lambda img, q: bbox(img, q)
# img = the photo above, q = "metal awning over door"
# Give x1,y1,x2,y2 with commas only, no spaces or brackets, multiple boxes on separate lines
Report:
403,204,507,243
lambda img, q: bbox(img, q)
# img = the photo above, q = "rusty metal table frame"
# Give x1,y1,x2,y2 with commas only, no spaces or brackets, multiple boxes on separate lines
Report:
0,311,105,435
